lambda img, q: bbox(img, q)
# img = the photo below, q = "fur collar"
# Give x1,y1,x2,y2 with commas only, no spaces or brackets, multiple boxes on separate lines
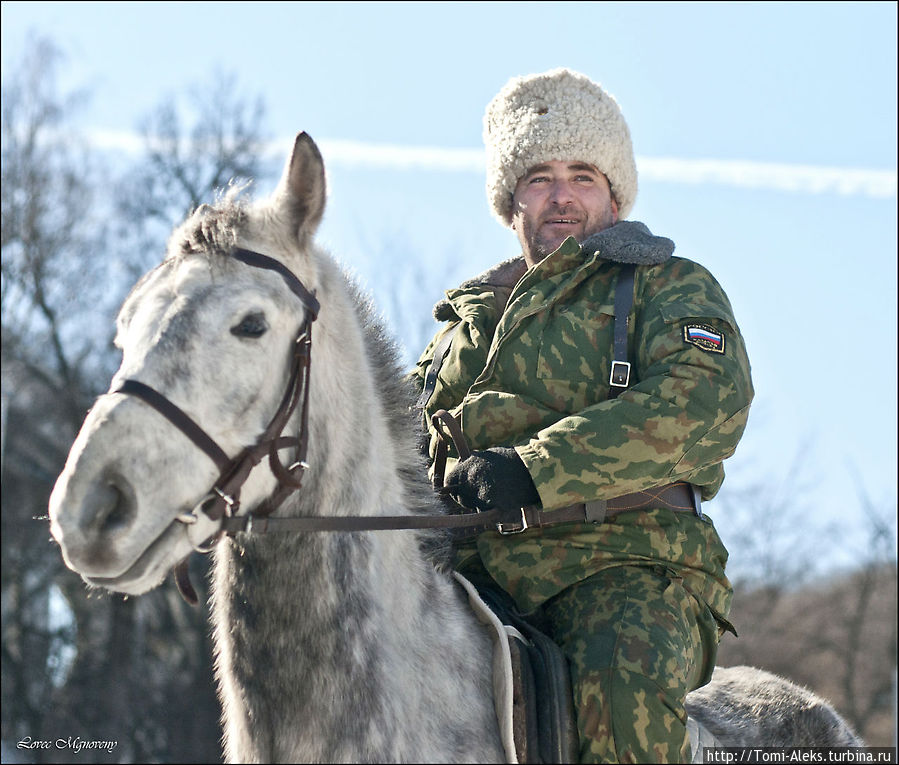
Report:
432,221,674,320
580,220,675,265
456,256,528,291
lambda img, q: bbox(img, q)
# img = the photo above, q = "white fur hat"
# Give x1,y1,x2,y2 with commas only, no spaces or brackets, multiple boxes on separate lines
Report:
483,68,637,226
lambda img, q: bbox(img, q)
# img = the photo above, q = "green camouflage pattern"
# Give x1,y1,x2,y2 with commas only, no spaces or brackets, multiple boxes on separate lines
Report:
410,227,749,761
540,565,721,763
412,234,753,510
467,507,733,618
458,554,725,763
409,230,751,614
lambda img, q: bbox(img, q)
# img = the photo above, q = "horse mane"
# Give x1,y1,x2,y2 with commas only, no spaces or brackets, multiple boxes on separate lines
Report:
341,273,454,571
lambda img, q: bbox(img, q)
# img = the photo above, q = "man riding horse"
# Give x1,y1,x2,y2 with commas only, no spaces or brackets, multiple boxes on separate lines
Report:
410,68,753,763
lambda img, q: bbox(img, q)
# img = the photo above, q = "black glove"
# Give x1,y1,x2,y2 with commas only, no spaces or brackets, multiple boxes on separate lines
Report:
443,447,540,512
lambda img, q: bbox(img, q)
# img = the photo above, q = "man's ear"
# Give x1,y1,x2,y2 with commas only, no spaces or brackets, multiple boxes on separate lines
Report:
611,197,619,224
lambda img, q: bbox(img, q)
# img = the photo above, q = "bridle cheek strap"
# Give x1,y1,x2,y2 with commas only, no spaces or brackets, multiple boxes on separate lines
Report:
260,329,314,497
113,249,319,605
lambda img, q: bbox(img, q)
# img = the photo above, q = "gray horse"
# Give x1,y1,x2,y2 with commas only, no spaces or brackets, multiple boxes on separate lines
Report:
49,133,860,762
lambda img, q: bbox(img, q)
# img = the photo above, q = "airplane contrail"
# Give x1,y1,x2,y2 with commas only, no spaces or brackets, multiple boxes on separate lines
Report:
89,130,897,199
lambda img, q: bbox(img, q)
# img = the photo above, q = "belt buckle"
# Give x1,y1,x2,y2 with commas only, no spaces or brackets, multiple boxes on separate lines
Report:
496,507,530,535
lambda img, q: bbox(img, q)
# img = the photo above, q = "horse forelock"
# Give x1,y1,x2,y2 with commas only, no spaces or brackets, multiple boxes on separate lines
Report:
170,192,248,262
115,198,246,350
165,188,323,293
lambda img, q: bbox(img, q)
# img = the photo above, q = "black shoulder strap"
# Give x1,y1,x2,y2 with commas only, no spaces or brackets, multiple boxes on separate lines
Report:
608,263,636,399
415,324,460,410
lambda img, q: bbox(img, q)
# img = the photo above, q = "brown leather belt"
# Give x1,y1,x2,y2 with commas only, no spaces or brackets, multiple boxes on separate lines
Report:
481,481,701,537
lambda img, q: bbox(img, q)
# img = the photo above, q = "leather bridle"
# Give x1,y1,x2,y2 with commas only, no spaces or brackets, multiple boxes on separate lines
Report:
114,247,541,605
117,248,320,529
114,248,319,602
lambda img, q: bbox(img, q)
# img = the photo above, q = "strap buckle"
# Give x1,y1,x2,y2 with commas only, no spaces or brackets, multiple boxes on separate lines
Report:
496,507,530,535
691,484,704,520
175,493,221,553
609,360,631,388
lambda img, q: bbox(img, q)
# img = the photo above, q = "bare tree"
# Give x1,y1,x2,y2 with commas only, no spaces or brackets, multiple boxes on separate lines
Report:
2,37,270,762
114,69,269,279
1,36,110,756
716,479,897,745
1,35,113,425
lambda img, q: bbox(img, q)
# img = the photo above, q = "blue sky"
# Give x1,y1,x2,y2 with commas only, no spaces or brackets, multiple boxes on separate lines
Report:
3,1,897,576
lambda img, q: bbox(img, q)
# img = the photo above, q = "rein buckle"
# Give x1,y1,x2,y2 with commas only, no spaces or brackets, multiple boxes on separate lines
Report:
496,507,531,535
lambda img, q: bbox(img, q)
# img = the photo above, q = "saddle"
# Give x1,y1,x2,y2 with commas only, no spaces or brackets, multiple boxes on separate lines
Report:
481,584,581,764
455,573,579,764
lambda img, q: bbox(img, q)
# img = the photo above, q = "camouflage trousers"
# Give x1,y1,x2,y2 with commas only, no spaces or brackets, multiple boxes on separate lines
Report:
458,552,723,764
536,564,721,764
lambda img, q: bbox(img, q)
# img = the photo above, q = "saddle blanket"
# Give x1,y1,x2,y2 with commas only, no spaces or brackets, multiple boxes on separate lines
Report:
454,572,521,763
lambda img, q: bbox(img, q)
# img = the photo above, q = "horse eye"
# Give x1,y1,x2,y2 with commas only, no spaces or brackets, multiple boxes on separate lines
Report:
230,312,268,339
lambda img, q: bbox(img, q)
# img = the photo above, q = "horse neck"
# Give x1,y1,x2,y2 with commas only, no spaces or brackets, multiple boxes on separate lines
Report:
210,255,504,763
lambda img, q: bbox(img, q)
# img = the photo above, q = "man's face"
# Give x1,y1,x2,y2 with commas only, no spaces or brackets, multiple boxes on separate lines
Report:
511,160,619,267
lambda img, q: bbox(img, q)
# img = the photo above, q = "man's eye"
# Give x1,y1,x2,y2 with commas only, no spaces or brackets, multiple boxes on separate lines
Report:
530,176,549,183
230,312,268,338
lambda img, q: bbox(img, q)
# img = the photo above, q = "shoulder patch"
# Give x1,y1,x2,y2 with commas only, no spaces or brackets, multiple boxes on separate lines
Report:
683,323,725,354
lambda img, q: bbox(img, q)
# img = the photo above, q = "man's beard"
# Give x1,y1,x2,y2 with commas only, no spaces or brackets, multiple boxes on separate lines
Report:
526,215,614,262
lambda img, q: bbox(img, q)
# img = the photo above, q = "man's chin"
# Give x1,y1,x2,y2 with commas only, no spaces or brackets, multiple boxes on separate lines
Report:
535,233,576,258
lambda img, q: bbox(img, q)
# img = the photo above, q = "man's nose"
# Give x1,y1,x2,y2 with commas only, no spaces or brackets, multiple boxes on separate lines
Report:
548,180,575,206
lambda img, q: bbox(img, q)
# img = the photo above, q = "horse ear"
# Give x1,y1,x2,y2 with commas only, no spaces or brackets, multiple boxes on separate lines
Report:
276,132,326,240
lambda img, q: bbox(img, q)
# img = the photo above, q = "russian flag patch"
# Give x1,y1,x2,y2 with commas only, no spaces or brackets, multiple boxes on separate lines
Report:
683,323,725,354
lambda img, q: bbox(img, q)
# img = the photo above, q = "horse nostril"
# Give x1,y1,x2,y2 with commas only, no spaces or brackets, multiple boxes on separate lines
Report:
89,474,136,534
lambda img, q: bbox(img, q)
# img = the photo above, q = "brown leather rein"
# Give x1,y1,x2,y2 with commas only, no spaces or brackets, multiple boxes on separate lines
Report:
113,248,507,605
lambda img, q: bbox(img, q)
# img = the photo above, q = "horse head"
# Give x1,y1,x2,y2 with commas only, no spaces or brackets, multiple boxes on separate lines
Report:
49,133,327,595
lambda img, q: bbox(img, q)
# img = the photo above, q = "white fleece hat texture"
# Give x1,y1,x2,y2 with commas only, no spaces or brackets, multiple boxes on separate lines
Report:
484,68,638,226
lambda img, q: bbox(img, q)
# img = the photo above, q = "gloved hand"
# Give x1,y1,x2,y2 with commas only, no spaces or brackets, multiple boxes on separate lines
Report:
442,447,540,512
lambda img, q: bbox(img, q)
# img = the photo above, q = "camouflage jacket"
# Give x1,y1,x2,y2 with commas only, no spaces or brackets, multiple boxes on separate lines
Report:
409,221,753,613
